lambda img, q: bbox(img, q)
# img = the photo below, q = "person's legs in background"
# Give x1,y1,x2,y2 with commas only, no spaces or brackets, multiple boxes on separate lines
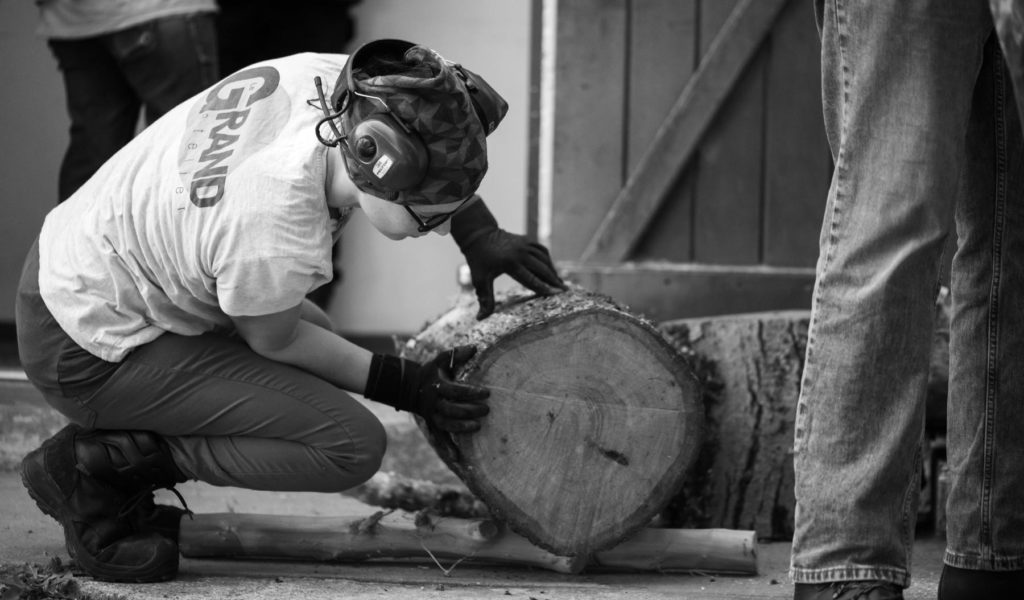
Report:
47,12,218,203
112,13,219,125
939,28,1024,600
990,0,1024,121
214,0,357,75
48,38,140,202
791,0,991,597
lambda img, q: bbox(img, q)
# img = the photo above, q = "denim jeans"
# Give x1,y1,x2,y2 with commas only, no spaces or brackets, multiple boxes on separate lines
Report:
991,0,1024,120
791,0,1024,588
49,12,218,202
16,240,386,493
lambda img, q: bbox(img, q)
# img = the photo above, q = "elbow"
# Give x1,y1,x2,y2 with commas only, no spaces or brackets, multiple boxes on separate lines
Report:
243,332,299,363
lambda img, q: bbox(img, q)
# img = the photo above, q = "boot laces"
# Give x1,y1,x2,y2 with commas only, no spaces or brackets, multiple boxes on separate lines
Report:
116,483,194,522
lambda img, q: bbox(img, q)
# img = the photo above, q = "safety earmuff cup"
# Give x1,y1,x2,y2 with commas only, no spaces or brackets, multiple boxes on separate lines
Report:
330,39,431,194
345,114,429,192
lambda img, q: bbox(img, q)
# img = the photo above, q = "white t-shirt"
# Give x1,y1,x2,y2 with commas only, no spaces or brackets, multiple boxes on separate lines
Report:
39,53,351,362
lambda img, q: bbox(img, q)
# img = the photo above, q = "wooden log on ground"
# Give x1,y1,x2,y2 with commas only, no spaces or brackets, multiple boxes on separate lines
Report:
179,512,758,575
657,300,953,540
400,285,704,557
180,511,582,573
657,311,807,540
593,527,757,574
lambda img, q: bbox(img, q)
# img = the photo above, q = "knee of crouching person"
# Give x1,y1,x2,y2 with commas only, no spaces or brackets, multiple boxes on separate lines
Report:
323,417,387,491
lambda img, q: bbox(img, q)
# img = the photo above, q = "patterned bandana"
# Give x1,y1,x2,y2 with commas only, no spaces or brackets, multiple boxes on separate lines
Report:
336,45,506,206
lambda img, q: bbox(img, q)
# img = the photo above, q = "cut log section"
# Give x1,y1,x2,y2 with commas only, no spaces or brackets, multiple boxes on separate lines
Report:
657,302,952,539
400,285,703,557
657,311,808,539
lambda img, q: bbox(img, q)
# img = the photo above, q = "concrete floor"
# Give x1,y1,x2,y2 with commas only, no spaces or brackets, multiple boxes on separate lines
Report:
0,472,953,600
1,369,949,599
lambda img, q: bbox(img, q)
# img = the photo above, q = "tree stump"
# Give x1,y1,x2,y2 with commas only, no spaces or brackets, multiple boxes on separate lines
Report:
401,286,703,558
657,311,808,540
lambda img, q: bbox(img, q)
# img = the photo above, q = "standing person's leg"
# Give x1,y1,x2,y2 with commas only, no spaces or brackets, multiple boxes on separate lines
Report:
939,31,1024,599
791,0,991,594
48,38,140,202
989,0,1024,121
214,0,274,76
109,12,219,124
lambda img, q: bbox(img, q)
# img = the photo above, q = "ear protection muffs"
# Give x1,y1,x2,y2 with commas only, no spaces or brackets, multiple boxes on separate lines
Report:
311,40,428,197
313,39,508,200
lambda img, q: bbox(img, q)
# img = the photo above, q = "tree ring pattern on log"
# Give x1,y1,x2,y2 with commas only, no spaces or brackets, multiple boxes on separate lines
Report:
403,287,703,557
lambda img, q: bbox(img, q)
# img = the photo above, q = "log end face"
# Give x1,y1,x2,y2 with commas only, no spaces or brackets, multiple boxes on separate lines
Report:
419,300,704,556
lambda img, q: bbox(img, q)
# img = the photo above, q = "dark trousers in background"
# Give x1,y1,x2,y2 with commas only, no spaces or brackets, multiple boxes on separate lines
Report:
215,0,357,76
49,13,218,202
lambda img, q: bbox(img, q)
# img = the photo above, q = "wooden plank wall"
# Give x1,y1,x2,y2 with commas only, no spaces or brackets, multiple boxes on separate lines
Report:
690,0,766,266
546,0,627,260
545,0,830,269
625,0,697,262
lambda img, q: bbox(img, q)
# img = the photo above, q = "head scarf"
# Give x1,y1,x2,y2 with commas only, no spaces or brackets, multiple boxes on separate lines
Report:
333,43,507,206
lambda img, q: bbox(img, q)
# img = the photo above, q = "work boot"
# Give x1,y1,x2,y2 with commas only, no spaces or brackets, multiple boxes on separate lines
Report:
793,580,904,600
70,425,191,544
133,501,189,544
938,564,1024,600
20,425,185,582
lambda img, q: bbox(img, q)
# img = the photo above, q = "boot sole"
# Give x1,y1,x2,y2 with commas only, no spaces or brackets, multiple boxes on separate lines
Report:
21,441,179,583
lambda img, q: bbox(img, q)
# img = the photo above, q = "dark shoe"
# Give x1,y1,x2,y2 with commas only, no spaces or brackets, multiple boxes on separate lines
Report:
71,426,190,544
73,425,186,491
938,564,1024,600
133,500,189,544
20,425,181,582
794,580,904,600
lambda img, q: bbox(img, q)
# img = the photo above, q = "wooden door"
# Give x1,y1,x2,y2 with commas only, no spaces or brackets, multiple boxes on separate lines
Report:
530,0,831,322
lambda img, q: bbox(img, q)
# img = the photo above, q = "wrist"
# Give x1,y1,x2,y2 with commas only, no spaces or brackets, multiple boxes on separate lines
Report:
364,354,421,412
451,196,498,251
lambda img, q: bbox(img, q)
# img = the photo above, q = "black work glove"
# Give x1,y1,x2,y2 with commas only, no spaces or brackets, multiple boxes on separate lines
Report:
451,197,567,320
363,346,490,433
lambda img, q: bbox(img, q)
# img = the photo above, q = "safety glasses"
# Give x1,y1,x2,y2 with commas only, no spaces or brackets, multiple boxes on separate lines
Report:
404,195,473,232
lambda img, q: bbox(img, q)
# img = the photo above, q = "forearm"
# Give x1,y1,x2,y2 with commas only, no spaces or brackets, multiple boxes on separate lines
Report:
450,195,497,251
252,320,374,393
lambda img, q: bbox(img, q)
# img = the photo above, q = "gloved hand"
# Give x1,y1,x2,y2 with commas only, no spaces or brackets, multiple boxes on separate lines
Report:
363,346,490,433
451,197,567,319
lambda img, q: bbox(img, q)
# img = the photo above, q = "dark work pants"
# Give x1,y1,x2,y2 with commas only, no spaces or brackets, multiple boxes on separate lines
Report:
16,240,386,492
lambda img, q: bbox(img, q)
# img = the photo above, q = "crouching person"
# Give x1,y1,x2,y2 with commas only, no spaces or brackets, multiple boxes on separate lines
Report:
16,39,565,582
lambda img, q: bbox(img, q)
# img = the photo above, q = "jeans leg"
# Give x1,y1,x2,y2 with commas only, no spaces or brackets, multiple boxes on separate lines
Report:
79,333,386,493
945,32,1024,572
109,13,219,124
990,0,1024,122
48,38,139,202
791,0,992,587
